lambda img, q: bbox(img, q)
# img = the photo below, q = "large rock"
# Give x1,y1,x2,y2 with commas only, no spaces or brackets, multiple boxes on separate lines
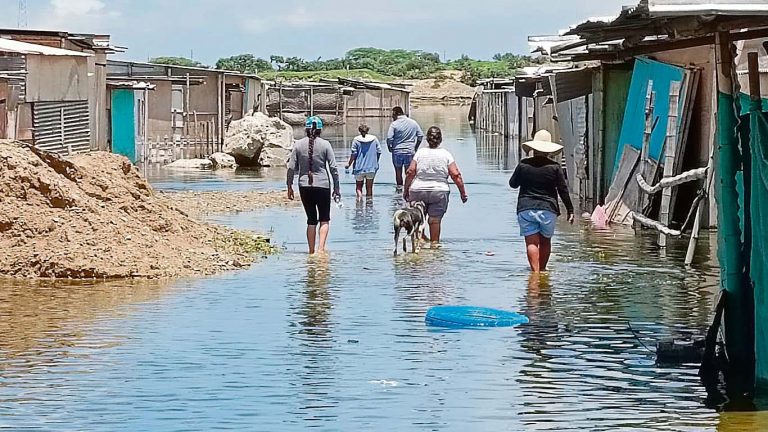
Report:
164,158,213,170
209,152,237,169
224,112,293,167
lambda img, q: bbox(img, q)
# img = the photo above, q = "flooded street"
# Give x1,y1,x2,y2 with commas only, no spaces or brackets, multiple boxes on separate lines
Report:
0,105,748,431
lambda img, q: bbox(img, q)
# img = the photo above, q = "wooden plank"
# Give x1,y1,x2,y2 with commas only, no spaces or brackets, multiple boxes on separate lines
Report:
659,80,681,247
635,82,655,217
668,68,701,220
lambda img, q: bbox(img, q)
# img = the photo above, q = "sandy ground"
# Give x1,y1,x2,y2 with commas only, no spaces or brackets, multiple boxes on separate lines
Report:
0,140,285,280
402,74,478,104
159,190,296,218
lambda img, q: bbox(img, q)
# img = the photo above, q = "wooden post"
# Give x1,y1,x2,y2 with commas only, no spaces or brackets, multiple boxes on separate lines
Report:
636,81,655,219
749,51,761,102
380,88,385,118
517,94,524,158
659,80,682,247
594,66,605,205
310,87,314,117
686,71,718,265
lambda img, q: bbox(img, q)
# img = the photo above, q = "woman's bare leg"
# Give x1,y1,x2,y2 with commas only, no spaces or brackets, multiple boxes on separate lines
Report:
539,236,552,271
365,178,374,198
428,216,442,244
317,221,330,252
355,180,364,200
306,225,317,254
525,234,541,272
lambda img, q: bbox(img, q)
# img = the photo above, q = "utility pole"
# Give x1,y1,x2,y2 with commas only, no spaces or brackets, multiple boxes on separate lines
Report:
18,0,28,29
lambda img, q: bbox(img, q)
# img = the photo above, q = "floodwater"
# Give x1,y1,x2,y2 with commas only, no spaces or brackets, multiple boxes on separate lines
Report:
0,105,761,431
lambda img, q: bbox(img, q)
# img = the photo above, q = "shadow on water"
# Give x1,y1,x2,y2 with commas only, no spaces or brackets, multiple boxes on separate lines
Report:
0,104,758,431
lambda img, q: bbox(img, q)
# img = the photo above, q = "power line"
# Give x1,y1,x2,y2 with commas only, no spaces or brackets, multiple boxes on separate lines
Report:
18,0,28,29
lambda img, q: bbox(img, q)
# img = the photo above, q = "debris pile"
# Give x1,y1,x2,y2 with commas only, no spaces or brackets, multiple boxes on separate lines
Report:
224,112,293,167
0,140,275,279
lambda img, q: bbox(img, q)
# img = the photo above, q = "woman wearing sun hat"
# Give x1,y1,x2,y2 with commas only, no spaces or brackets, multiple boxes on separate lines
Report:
509,129,574,272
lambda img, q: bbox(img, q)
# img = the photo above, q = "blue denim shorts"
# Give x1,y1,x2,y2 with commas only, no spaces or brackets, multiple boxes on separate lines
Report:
518,210,557,238
392,152,414,168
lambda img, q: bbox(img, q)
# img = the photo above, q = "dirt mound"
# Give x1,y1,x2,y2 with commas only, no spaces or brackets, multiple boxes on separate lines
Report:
160,190,295,218
401,76,478,103
0,140,274,279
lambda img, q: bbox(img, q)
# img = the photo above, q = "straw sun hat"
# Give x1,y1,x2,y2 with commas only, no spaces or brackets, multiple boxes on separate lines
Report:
522,130,563,155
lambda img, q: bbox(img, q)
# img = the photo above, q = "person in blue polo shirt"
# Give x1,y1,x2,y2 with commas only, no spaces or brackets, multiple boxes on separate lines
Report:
387,106,424,192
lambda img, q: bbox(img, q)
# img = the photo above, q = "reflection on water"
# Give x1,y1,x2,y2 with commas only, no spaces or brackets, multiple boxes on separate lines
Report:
476,130,519,171
348,199,381,234
297,254,333,340
0,105,752,431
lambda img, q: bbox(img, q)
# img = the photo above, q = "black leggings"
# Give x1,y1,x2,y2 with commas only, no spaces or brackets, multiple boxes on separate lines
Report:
299,187,331,225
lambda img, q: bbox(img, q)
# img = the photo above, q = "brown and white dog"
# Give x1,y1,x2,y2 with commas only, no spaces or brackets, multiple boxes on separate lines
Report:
393,201,426,255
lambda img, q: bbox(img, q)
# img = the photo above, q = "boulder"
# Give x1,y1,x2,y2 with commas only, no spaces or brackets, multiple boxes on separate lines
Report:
209,152,237,169
224,112,293,167
164,158,213,170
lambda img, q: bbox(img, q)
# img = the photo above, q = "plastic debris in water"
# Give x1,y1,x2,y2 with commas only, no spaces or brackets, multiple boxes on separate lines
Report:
425,305,529,328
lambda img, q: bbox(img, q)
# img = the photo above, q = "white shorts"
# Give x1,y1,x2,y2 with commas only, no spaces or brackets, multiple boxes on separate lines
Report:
355,172,376,182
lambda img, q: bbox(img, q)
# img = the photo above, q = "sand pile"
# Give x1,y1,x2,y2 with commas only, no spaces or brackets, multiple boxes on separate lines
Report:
160,190,295,218
0,140,275,279
402,76,478,103
223,112,293,167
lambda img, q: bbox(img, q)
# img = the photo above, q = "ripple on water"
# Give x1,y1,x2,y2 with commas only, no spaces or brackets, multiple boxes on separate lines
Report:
0,106,727,431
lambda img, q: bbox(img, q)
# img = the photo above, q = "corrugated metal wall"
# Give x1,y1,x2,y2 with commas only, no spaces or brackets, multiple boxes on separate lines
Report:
32,101,91,155
0,55,26,100
476,89,516,136
346,88,409,118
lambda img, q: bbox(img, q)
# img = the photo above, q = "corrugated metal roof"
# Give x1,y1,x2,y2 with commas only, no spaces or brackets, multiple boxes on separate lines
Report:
0,38,91,57
552,67,594,102
648,0,768,16
107,81,156,90
107,59,261,79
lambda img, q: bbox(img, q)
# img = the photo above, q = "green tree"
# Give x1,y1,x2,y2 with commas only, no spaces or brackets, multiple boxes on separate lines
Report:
215,54,273,74
240,48,541,84
283,56,307,72
150,56,207,68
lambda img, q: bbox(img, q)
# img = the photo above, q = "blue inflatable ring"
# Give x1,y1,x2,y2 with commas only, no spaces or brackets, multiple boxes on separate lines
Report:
425,306,529,328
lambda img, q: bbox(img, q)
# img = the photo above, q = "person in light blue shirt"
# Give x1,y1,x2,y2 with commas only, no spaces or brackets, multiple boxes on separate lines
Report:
345,124,381,200
386,106,424,191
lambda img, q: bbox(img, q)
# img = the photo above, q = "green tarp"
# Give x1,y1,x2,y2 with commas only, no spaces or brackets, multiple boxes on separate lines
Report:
718,91,768,388
749,99,768,387
717,92,751,377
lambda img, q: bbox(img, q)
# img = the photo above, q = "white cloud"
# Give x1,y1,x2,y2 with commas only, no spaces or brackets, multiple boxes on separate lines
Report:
241,4,360,34
240,17,270,34
50,0,105,15
281,7,312,28
33,0,120,32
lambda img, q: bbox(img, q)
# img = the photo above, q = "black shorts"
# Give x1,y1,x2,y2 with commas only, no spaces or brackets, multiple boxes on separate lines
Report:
299,187,331,225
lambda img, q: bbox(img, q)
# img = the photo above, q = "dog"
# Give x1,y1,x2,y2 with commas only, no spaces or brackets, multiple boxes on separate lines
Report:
393,201,426,255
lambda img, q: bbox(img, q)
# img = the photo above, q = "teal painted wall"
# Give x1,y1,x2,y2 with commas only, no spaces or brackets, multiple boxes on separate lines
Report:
111,89,136,162
614,58,686,170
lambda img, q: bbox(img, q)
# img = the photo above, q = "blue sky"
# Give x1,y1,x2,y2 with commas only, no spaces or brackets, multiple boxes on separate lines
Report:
2,0,631,63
